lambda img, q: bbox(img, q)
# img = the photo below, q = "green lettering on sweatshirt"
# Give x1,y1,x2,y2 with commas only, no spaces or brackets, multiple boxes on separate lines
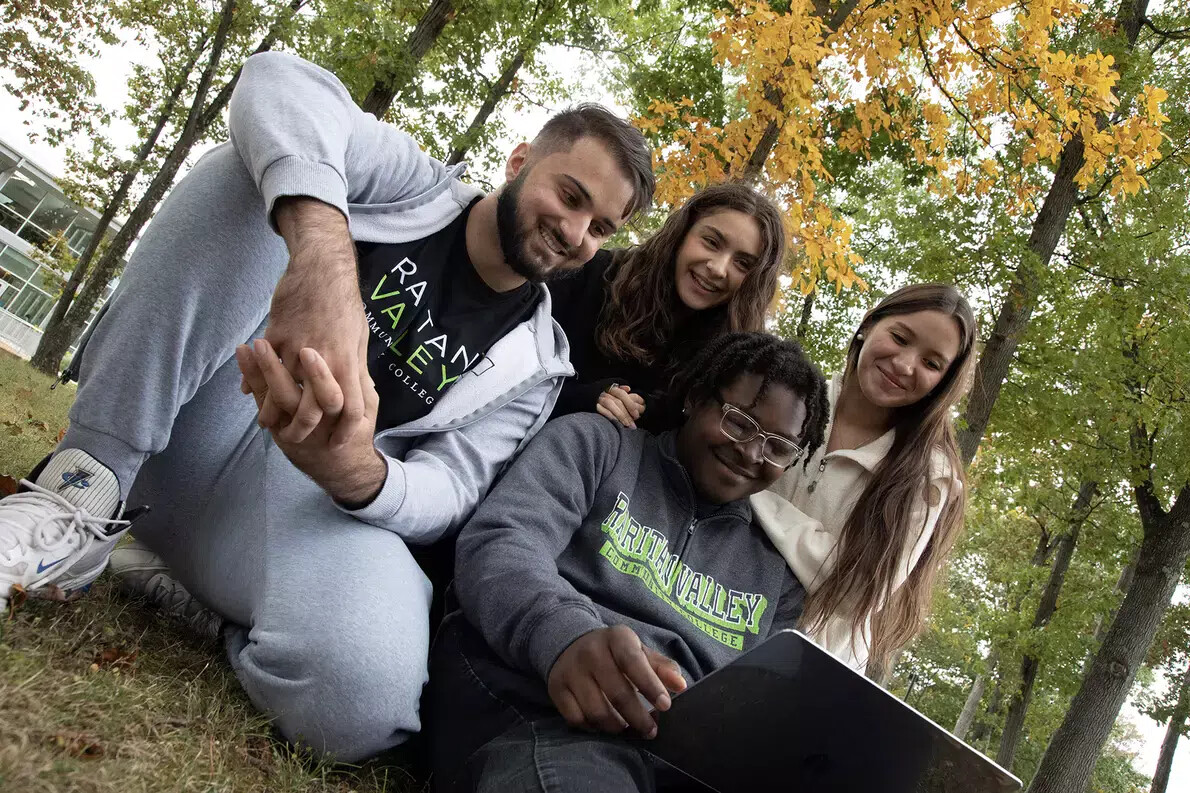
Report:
597,491,769,650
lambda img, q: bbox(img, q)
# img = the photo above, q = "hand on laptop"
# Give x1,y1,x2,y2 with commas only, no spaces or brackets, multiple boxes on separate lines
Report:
547,625,687,739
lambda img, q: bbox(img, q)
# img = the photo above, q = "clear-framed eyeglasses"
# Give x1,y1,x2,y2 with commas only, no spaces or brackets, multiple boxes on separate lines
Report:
719,403,804,468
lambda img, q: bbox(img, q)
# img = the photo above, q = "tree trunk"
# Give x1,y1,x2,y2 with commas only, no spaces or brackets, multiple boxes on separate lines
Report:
29,30,211,375
970,662,1005,747
968,535,1052,748
1082,553,1138,676
1151,657,1190,793
1026,482,1190,793
957,143,1084,465
446,46,527,165
360,0,455,118
956,0,1149,465
30,0,308,375
996,481,1098,768
955,672,988,739
35,0,239,375
199,0,306,130
970,531,1058,750
794,291,815,340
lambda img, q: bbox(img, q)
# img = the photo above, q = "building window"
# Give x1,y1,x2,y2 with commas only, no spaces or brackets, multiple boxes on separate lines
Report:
8,283,53,326
0,149,19,182
0,169,48,228
64,214,97,256
0,197,23,234
0,147,124,338
29,193,77,238
0,281,18,311
0,245,38,281
0,245,57,326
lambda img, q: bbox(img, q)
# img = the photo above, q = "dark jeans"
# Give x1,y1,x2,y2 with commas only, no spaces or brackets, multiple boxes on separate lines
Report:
426,615,709,793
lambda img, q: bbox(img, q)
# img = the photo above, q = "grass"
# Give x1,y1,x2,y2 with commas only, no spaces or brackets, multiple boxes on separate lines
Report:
0,351,422,792
0,350,74,479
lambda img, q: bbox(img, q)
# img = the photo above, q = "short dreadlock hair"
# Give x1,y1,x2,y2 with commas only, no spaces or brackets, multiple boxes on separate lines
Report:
671,332,830,466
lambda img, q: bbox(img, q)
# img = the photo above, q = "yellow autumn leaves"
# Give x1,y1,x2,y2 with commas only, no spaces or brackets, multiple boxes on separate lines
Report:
636,0,1169,298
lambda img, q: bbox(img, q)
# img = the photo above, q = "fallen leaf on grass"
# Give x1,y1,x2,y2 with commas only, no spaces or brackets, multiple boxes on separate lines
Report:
3,420,21,436
36,584,75,602
49,732,104,759
57,427,67,442
240,735,275,772
0,474,17,496
26,418,49,431
91,646,138,671
7,583,27,619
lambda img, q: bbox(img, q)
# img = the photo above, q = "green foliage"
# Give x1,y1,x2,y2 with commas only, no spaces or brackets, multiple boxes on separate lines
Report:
755,12,1190,790
25,232,75,301
1139,604,1190,733
57,0,313,214
2,2,1188,791
302,0,427,103
0,0,117,145
388,0,611,177
614,0,728,139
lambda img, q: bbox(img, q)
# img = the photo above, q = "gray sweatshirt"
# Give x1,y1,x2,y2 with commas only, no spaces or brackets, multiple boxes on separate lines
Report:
454,413,805,688
70,52,574,544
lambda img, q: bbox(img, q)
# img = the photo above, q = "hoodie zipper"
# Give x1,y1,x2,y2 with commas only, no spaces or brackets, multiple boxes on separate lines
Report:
676,517,698,560
806,458,828,493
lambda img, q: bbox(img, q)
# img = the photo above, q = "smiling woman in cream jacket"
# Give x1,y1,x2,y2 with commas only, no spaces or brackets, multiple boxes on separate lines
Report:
751,284,978,673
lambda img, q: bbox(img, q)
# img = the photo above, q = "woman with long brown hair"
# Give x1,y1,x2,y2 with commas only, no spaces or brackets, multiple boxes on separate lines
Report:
751,283,978,673
547,181,786,432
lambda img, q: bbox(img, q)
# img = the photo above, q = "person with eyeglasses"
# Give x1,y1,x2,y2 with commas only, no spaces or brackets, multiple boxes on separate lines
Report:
750,283,979,676
423,332,829,792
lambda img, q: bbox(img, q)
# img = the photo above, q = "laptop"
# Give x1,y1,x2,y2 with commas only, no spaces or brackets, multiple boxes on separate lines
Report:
642,630,1021,793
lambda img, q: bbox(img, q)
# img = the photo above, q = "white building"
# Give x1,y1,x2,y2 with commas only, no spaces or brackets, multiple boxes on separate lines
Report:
0,137,120,359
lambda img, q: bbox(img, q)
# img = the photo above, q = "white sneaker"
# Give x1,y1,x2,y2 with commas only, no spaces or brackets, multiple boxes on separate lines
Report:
0,448,129,607
110,537,224,642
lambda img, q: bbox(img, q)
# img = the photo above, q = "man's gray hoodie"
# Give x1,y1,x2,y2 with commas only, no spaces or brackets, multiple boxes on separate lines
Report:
67,51,574,545
454,413,805,692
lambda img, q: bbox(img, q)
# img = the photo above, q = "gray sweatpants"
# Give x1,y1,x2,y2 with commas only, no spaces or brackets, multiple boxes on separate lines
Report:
61,145,431,761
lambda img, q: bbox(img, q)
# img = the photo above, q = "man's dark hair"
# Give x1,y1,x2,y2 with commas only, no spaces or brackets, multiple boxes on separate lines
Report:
532,103,655,221
672,332,830,465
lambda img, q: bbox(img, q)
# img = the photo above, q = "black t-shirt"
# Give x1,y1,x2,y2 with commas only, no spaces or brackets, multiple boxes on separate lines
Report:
357,199,537,429
546,250,698,432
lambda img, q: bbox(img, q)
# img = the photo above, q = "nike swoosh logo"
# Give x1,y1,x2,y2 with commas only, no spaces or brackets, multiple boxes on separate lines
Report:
36,557,69,574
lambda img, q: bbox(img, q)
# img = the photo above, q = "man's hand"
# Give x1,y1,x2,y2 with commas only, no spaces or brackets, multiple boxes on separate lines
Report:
236,338,386,506
595,384,646,429
546,625,687,739
263,196,369,447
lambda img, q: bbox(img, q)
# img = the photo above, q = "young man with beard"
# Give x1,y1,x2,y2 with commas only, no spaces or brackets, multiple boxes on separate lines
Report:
0,52,653,761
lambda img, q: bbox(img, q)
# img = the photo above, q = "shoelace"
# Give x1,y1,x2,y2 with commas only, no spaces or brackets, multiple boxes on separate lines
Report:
0,480,129,567
143,574,224,642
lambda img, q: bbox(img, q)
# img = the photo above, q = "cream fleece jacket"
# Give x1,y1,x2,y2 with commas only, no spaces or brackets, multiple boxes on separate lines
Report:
750,374,960,671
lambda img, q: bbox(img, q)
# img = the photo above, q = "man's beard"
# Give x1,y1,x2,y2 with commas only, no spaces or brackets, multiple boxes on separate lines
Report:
496,170,558,283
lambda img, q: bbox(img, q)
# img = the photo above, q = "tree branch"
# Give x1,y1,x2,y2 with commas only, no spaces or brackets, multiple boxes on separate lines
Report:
1143,19,1190,40
1167,483,1190,531
1060,255,1144,288
915,13,991,146
199,0,306,130
1125,339,1166,526
1076,138,1190,205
